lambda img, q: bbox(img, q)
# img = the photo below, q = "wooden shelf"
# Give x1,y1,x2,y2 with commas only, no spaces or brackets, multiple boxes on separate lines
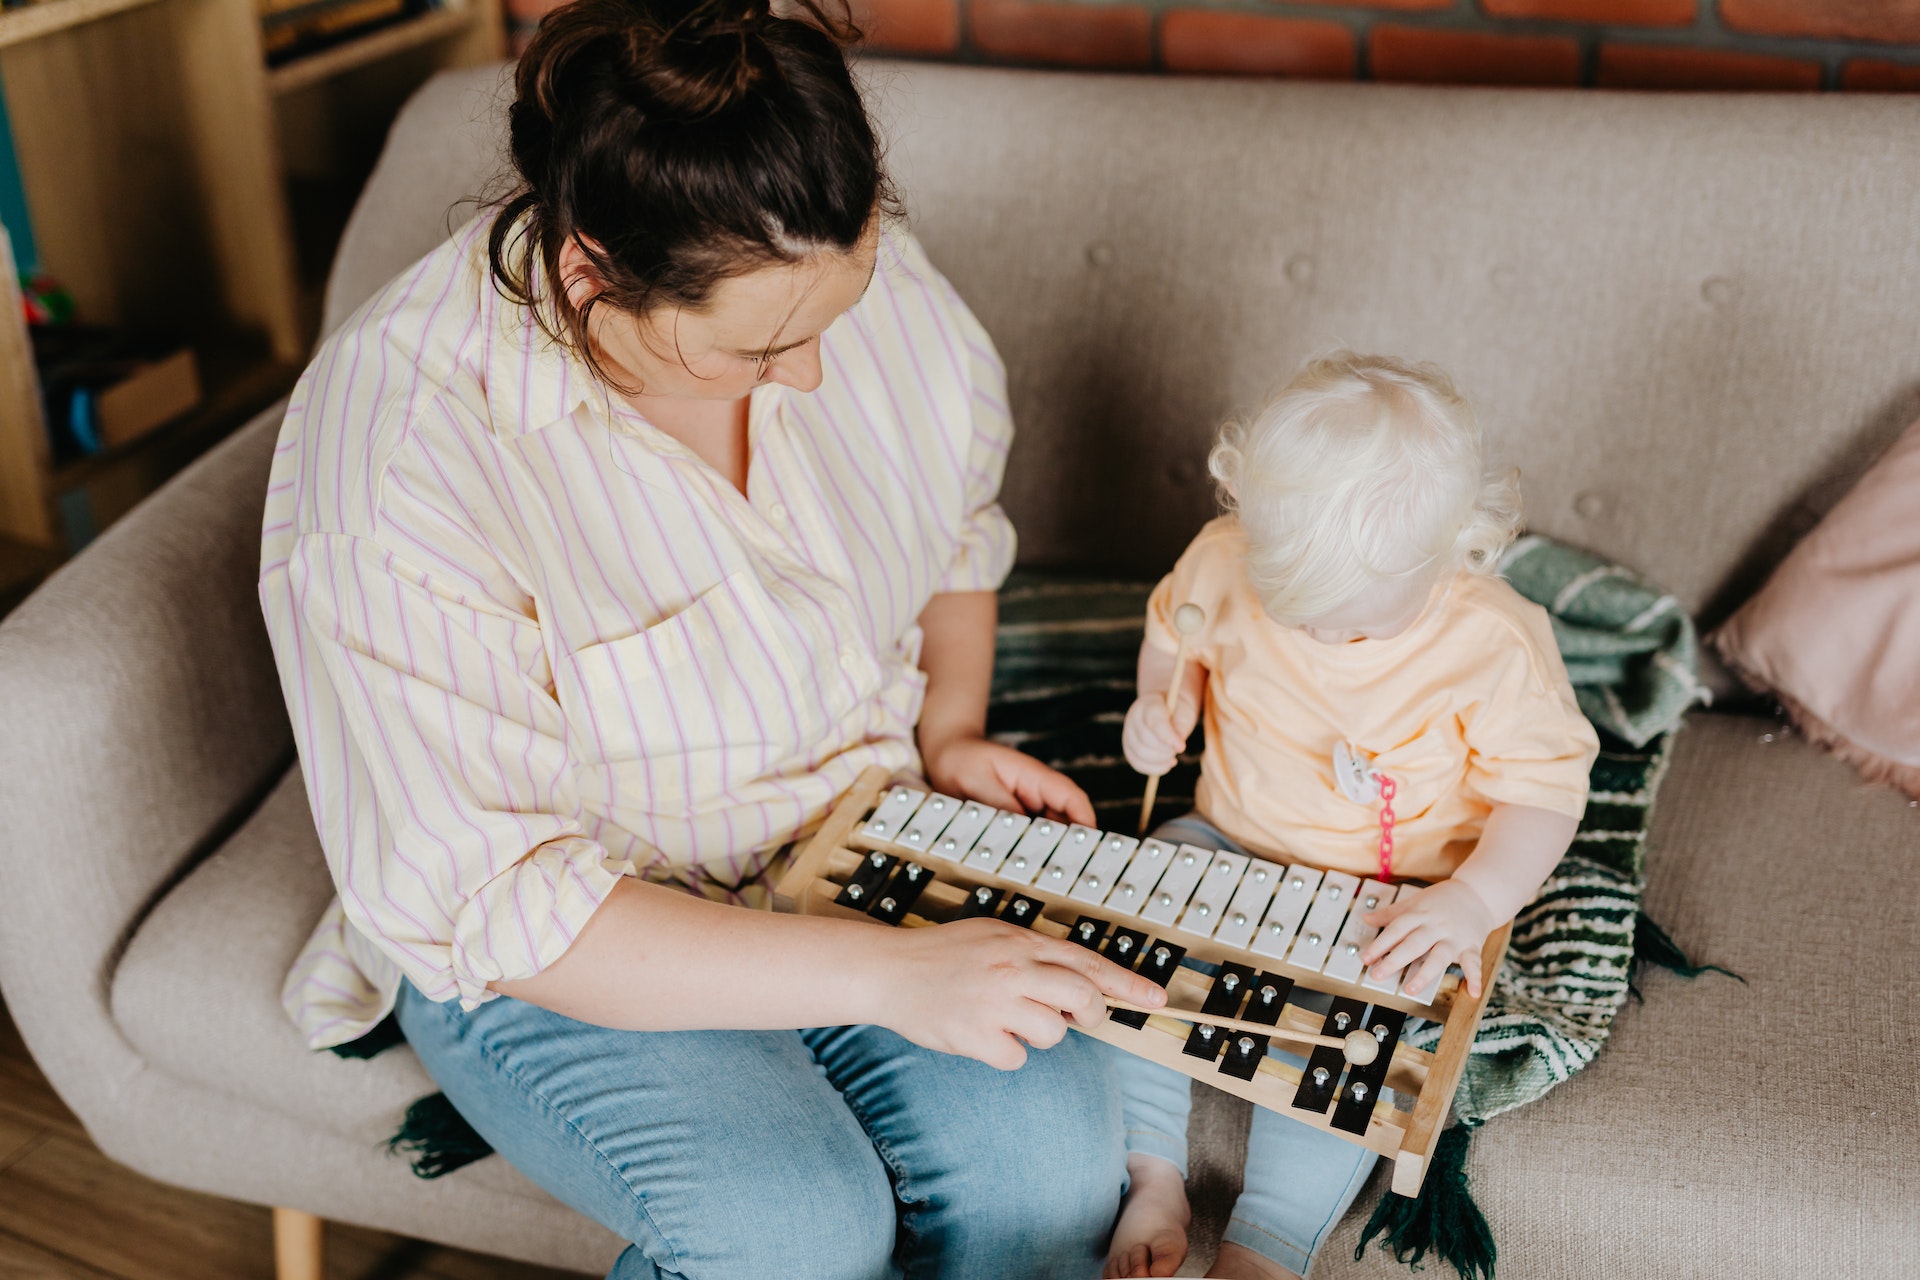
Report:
267,5,471,96
51,349,297,493
0,0,500,554
0,0,164,51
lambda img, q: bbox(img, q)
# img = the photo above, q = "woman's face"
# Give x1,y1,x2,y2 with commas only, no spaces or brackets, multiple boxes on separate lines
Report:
567,223,881,402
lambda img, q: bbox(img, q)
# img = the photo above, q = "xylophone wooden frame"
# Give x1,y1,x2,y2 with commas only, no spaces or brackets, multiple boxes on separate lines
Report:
773,766,1509,1197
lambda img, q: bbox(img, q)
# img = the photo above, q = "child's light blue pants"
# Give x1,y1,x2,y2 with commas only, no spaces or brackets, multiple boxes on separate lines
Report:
1104,812,1382,1278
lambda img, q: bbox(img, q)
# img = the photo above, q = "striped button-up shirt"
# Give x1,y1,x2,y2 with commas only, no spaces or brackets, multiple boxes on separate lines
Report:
261,217,1016,1048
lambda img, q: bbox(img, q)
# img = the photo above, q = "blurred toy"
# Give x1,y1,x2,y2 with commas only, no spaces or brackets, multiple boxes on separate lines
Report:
19,272,74,327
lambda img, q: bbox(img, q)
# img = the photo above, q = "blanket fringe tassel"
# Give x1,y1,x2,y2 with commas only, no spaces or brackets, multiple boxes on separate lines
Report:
1633,911,1744,984
325,1013,405,1060
1355,1124,1495,1280
387,1092,494,1179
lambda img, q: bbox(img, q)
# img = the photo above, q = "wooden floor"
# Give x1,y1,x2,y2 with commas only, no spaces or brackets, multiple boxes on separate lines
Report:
0,999,587,1280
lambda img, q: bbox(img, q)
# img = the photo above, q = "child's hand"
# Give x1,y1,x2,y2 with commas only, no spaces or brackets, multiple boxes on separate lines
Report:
1360,880,1497,998
924,734,1095,826
1122,692,1199,778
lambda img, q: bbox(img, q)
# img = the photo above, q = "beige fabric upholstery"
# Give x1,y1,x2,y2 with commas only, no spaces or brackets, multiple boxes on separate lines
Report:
873,72,1920,630
3,59,1917,1280
328,64,1920,628
0,410,292,1135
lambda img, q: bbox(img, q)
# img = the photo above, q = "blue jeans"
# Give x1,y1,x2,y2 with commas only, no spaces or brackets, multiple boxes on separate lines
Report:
395,980,1126,1280
1105,814,1382,1278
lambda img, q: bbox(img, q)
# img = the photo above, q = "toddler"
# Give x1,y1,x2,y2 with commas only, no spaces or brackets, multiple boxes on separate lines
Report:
1108,353,1599,1280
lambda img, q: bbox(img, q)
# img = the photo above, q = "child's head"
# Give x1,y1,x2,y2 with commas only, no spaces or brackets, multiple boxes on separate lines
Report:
1208,352,1520,641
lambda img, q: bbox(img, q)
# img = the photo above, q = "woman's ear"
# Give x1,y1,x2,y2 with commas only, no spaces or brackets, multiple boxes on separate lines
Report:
557,234,608,309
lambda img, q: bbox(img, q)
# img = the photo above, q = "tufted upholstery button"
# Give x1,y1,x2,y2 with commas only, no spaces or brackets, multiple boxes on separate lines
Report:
1700,276,1739,309
1574,490,1610,519
1086,241,1116,268
1284,253,1315,286
1489,264,1516,291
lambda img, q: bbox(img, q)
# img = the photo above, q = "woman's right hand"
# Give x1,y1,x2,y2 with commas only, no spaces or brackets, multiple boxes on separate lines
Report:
1122,691,1196,777
869,918,1167,1070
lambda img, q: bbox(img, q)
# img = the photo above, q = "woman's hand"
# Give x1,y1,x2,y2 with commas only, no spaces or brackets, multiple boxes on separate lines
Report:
870,917,1166,1069
1121,691,1199,778
923,733,1095,826
1360,879,1497,998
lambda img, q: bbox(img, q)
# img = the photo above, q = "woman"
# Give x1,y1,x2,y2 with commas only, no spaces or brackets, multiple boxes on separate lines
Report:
258,1,1161,1275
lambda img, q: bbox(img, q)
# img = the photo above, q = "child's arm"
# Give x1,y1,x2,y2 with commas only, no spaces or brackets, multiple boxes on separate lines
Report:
916,589,1095,824
1360,802,1578,998
1122,638,1207,776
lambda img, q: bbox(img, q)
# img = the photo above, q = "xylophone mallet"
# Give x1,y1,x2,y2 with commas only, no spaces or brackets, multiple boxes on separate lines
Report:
1138,603,1206,835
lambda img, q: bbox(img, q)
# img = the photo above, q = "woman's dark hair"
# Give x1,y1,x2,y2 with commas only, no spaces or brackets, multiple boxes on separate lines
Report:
489,0,894,384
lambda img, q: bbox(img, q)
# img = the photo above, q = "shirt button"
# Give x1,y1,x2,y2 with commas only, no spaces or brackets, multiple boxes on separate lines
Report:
769,503,789,523
838,646,860,673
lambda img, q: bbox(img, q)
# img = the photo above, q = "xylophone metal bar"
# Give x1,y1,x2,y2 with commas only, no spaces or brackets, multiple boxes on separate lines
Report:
771,767,1508,1195
816,849,1431,1080
799,850,1424,1160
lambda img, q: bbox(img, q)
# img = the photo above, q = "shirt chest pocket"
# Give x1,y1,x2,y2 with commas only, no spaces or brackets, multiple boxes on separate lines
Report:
559,574,807,772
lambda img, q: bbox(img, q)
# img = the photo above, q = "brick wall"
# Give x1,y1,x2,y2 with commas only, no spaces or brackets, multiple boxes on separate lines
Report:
505,0,1920,90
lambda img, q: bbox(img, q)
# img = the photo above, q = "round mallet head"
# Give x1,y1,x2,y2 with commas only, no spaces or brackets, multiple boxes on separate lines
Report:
1341,1029,1380,1067
1173,603,1205,636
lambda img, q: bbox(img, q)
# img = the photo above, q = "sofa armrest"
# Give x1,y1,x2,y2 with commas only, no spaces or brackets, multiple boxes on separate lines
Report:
0,404,294,1130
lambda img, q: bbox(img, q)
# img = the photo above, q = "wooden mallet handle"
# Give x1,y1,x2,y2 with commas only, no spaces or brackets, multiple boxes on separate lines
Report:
1102,1000,1380,1063
1138,603,1206,835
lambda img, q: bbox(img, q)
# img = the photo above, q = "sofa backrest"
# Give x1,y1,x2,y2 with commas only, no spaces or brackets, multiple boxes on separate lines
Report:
327,61,1920,623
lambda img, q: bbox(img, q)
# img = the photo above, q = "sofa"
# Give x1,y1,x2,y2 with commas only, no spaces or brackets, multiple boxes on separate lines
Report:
2,60,1916,1279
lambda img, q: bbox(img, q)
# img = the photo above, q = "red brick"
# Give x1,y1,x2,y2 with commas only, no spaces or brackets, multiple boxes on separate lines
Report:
1481,0,1692,25
1840,58,1920,92
851,0,960,54
1369,26,1581,87
1161,12,1355,77
1283,0,1450,10
1721,0,1920,44
969,0,1154,67
1596,44,1821,91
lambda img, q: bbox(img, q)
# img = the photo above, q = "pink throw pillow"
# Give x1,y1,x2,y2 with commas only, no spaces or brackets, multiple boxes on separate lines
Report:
1710,416,1920,799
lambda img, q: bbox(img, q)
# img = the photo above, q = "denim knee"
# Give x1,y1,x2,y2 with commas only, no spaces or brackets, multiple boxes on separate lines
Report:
603,1158,895,1280
613,1135,896,1280
940,1034,1126,1232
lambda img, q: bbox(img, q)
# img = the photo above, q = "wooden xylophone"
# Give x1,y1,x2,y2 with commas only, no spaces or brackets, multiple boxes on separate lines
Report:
773,766,1509,1195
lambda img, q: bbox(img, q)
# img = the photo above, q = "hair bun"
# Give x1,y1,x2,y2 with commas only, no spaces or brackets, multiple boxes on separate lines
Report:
624,0,772,119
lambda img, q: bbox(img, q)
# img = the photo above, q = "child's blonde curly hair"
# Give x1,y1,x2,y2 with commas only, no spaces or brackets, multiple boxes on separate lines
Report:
1207,352,1522,624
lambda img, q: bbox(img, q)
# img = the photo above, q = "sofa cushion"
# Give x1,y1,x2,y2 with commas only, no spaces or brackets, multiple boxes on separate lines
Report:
1711,414,1920,799
111,769,438,1146
1319,709,1920,1277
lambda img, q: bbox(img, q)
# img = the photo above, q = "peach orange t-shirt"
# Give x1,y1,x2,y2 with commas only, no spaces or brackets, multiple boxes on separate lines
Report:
1147,518,1599,882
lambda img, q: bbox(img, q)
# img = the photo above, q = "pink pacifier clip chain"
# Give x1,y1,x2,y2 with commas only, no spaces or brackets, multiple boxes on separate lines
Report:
1377,774,1397,882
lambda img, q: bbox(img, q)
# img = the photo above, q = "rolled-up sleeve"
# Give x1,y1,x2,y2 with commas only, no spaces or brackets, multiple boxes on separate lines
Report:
272,529,626,1012
1462,621,1600,821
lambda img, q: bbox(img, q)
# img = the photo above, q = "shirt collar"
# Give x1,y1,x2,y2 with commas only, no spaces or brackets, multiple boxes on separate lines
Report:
473,222,604,440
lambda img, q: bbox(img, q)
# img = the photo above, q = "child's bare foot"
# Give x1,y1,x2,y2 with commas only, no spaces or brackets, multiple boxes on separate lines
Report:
1106,1154,1191,1278
1205,1241,1301,1280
